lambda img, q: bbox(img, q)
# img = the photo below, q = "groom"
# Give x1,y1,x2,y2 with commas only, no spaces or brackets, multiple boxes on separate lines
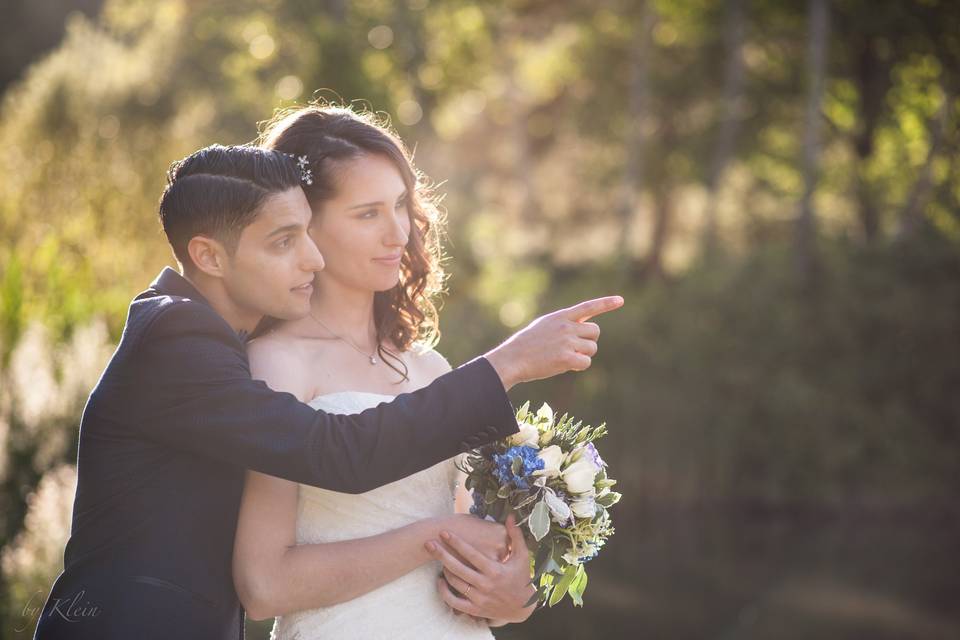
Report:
32,144,622,639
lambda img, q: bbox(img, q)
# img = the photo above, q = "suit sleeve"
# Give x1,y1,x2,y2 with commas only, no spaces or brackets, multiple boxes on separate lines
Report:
122,301,518,493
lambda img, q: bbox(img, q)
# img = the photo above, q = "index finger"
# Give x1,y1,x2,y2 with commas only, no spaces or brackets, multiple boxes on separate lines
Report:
562,296,624,322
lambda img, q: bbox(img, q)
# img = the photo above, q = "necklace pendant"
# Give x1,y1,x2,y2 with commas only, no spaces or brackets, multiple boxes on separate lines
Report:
369,355,378,365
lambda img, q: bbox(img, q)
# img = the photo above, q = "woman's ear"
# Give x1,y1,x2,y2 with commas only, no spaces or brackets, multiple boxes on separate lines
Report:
186,235,229,278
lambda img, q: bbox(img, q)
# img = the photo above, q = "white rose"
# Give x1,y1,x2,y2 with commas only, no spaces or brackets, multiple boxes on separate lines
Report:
533,445,563,478
561,456,600,495
570,495,597,519
542,487,572,525
508,421,540,448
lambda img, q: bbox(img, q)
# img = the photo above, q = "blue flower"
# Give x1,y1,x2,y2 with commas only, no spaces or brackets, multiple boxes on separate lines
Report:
492,445,545,491
469,490,487,518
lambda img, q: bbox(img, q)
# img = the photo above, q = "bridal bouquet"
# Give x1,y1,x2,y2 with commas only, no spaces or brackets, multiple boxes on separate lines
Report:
458,402,620,608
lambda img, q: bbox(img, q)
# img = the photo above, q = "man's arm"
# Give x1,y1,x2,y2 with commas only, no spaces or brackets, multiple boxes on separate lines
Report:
120,301,518,493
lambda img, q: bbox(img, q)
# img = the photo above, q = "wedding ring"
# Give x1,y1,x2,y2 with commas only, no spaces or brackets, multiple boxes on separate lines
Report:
464,584,472,597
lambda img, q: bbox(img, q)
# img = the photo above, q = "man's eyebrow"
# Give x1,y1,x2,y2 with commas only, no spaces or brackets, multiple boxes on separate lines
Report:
346,190,408,211
266,223,303,238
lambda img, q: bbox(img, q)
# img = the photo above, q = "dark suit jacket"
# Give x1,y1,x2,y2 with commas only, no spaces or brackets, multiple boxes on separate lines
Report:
33,268,517,640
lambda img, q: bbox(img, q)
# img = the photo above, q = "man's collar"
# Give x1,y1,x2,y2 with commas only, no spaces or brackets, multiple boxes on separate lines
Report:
149,267,211,306
146,267,250,342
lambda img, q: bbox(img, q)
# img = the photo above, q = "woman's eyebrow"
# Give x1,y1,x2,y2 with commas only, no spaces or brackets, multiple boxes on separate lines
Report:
347,201,383,210
347,191,407,210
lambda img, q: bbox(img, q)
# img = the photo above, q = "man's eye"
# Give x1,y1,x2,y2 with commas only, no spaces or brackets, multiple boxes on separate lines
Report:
277,237,292,249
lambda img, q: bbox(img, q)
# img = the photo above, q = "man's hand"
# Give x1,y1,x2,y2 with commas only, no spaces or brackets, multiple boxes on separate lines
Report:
425,513,536,626
484,296,624,390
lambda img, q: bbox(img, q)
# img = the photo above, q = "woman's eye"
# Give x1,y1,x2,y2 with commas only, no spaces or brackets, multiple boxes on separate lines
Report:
360,209,378,219
395,198,407,210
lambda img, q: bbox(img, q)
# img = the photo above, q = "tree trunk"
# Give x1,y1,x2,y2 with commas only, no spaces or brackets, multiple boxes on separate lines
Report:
643,123,675,278
619,2,656,263
702,0,746,258
643,176,673,279
853,36,891,242
898,83,952,240
393,6,432,131
795,0,829,286
325,0,347,23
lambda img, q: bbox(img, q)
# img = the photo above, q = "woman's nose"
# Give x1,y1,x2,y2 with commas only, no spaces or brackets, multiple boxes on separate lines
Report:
386,211,410,247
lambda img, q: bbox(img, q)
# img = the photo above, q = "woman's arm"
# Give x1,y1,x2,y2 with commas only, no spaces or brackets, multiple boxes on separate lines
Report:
232,339,508,620
233,467,460,619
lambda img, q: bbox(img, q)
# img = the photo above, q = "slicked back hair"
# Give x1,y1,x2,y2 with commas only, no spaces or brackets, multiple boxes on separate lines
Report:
158,144,301,269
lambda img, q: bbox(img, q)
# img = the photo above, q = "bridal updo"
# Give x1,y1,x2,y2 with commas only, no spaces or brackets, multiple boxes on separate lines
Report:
257,103,446,376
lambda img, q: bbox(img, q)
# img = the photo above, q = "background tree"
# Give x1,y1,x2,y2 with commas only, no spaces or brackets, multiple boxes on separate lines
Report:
1,0,958,637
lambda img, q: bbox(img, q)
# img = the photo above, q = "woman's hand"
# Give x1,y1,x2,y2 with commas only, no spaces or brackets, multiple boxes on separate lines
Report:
425,513,537,626
436,514,510,564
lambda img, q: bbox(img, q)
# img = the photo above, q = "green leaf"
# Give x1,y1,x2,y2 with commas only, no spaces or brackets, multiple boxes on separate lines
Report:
516,400,531,422
568,566,588,606
528,500,551,542
532,538,553,584
515,489,541,509
548,564,579,607
596,491,621,508
497,484,513,499
523,587,543,609
543,556,562,575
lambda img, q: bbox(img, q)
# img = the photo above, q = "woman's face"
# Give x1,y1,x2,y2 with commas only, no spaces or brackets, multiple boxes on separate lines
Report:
308,153,411,294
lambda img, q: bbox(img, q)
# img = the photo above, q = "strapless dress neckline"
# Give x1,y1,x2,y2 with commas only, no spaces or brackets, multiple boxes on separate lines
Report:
270,390,495,639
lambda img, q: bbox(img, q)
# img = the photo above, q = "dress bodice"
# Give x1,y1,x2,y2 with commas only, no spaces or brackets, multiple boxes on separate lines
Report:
269,391,494,639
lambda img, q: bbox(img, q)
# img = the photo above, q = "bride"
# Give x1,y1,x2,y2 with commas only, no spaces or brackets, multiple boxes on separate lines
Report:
231,105,537,639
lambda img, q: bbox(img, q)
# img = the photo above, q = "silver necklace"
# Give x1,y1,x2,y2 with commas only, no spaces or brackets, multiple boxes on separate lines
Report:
309,310,379,365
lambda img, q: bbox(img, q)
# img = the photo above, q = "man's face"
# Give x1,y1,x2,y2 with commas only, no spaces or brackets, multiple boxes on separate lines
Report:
220,187,324,323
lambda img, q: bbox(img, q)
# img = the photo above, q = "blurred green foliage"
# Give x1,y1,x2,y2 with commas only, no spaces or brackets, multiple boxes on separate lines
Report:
1,0,958,637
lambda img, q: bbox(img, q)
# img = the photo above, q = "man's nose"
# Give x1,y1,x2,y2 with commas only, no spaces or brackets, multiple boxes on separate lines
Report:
303,236,325,271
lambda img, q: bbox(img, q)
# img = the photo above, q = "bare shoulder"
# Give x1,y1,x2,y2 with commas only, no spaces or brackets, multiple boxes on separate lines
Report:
245,330,312,399
410,344,453,380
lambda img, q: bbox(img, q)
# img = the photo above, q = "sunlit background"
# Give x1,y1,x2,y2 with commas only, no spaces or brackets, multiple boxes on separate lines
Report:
1,0,958,638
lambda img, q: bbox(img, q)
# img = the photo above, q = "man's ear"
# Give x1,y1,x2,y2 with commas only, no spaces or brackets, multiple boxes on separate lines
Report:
186,235,229,278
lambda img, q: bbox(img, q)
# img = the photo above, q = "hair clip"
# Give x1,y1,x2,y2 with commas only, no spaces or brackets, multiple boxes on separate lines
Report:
295,155,313,185
284,152,313,185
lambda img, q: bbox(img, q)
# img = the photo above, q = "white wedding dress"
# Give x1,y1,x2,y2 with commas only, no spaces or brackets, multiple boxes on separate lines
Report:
270,391,496,640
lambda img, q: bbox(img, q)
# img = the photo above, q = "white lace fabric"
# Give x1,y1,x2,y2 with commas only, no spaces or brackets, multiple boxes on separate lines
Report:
269,391,495,640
